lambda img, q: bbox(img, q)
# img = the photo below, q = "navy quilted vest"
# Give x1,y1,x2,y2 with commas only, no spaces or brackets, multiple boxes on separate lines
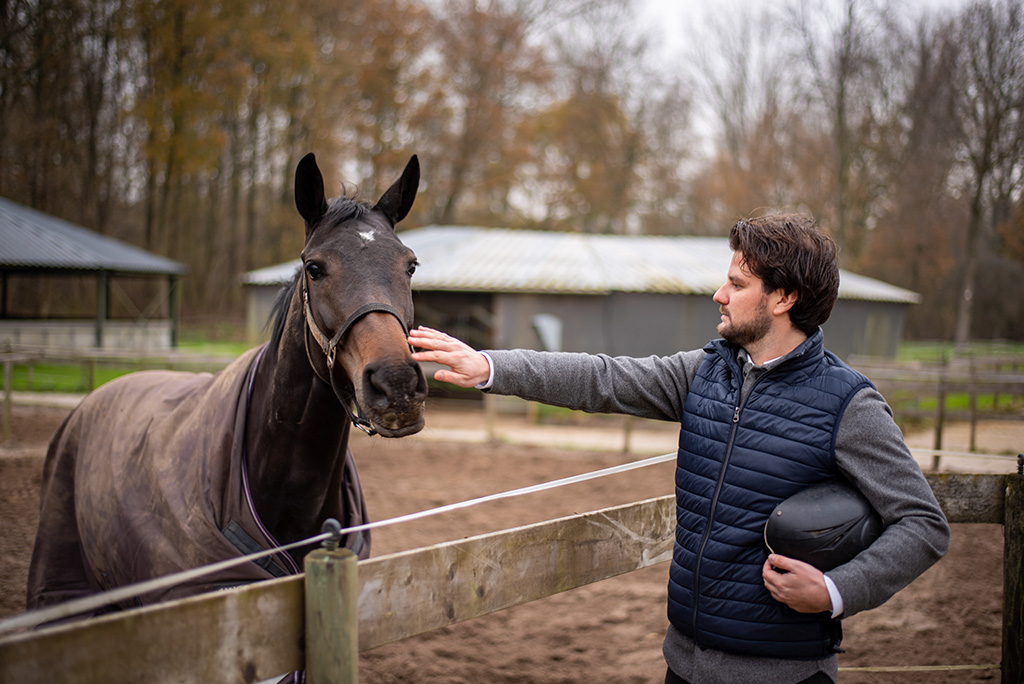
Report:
667,331,872,659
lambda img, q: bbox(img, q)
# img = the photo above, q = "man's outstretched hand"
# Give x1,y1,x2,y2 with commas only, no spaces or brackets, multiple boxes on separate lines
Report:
409,326,491,388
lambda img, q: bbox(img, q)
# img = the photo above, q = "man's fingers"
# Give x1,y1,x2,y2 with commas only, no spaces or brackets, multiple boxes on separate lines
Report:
762,554,831,613
433,369,459,384
409,326,461,352
407,326,490,388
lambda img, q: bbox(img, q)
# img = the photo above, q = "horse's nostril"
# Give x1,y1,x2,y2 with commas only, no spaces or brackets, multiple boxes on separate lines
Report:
363,361,427,407
411,359,428,397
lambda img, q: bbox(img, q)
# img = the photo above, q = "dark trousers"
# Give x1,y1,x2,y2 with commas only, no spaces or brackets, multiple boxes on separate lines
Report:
665,668,832,684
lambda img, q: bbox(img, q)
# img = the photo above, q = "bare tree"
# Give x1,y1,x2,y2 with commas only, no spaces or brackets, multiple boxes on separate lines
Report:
518,0,655,233
785,0,904,267
949,0,1024,346
861,15,963,339
684,2,796,232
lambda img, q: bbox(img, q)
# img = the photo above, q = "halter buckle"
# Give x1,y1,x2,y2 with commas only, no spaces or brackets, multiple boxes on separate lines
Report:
352,418,377,436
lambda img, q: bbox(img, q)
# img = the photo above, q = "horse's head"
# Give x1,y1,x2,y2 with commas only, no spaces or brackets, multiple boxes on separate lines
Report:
294,153,427,438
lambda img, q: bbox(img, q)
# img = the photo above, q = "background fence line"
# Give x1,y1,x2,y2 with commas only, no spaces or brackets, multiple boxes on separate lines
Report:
849,355,1024,461
5,348,1023,460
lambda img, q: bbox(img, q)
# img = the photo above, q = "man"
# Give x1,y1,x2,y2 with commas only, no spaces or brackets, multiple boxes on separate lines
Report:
408,214,949,684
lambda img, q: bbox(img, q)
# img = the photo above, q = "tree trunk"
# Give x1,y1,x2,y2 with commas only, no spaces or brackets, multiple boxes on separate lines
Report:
954,180,985,349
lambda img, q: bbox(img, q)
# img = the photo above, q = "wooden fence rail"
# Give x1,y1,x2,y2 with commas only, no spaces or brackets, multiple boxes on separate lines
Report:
1,474,1021,684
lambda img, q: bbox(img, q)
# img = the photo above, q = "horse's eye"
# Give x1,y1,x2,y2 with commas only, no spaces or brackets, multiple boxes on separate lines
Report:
305,262,324,280
407,261,418,277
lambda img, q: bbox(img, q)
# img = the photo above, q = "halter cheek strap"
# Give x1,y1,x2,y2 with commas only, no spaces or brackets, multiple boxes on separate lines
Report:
302,279,412,436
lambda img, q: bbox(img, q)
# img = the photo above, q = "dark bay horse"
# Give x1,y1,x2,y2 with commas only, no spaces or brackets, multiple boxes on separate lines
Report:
26,153,428,614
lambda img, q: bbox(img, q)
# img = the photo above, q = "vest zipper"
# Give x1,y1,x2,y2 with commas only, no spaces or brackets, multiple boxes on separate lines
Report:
688,352,786,645
690,400,743,644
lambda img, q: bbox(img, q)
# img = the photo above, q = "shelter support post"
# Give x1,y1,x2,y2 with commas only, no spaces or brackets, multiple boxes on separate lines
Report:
169,274,180,348
95,271,109,348
1003,460,1024,684
305,547,358,684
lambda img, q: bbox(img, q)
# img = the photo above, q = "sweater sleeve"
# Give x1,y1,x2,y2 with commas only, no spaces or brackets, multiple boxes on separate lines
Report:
827,387,950,618
484,348,706,423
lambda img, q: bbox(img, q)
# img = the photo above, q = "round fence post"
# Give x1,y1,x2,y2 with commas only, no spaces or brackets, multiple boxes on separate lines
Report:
3,358,13,446
621,415,633,454
932,377,946,471
305,520,358,684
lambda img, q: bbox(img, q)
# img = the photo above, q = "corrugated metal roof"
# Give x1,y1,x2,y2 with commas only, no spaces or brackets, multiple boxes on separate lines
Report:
0,196,187,275
243,225,920,304
243,260,301,286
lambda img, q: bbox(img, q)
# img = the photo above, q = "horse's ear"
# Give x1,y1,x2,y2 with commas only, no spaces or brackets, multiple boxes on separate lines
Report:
295,153,328,234
374,155,419,227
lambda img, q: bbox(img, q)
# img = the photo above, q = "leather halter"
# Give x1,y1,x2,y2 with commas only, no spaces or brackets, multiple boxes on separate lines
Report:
301,274,411,436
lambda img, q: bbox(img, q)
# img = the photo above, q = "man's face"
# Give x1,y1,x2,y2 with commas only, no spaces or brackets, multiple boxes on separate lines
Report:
713,251,773,347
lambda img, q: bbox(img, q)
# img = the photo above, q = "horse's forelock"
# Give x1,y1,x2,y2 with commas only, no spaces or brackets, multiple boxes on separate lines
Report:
322,196,371,227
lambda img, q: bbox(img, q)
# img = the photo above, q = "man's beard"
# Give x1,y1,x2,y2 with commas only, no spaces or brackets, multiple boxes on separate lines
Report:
718,303,773,348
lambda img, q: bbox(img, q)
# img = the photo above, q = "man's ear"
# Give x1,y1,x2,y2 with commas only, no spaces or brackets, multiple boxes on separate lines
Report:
772,290,798,315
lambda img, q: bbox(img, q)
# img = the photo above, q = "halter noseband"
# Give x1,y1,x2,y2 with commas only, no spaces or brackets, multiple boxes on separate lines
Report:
301,276,412,436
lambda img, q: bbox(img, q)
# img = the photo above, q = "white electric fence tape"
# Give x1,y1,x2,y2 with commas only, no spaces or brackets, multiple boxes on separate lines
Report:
0,451,676,635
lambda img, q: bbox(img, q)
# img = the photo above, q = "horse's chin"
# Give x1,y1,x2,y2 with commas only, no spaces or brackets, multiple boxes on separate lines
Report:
371,417,425,438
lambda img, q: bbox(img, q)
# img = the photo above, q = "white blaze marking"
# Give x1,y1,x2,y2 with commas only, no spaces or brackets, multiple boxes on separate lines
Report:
358,230,376,243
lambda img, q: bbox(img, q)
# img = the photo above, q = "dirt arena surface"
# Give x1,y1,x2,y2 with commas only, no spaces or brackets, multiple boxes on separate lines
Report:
1,401,1017,682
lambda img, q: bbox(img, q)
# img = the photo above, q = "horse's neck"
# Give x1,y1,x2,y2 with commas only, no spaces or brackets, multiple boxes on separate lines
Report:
244,328,352,545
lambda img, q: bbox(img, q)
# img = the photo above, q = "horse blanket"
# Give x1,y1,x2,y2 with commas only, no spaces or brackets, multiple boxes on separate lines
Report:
27,345,371,613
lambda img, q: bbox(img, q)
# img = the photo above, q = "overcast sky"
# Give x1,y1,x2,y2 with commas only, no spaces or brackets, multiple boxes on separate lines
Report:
640,0,971,61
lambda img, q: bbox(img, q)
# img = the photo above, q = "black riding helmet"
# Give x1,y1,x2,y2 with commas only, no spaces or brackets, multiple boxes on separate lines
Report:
764,479,884,571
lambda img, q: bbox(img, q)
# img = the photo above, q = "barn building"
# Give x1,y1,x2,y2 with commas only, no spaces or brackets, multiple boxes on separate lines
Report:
243,226,919,361
0,197,187,350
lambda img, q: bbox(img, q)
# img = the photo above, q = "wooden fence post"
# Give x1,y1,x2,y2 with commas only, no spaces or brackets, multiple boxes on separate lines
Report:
1003,459,1024,684
484,393,497,443
82,358,97,391
305,543,358,684
968,377,978,453
932,377,946,471
3,359,12,445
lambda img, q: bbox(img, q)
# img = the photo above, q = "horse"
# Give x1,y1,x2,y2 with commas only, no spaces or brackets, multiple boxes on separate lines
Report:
26,153,428,615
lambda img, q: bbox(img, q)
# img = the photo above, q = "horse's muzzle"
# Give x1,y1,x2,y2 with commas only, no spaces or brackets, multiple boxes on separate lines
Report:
359,358,428,437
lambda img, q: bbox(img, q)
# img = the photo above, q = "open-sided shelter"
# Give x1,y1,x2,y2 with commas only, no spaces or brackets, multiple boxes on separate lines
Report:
0,197,187,350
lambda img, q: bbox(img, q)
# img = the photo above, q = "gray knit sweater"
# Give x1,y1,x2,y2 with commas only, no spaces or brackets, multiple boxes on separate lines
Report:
485,343,949,684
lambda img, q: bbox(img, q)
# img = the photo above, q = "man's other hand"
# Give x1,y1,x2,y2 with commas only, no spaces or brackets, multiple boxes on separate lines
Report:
762,554,833,614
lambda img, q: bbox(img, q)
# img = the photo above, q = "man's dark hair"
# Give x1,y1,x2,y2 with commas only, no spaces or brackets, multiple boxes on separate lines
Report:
728,214,840,336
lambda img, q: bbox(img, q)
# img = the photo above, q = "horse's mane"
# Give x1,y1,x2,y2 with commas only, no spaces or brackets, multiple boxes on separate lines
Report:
266,196,373,350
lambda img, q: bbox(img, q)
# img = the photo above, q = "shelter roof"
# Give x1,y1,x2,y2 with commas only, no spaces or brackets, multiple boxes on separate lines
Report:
0,196,187,276
243,225,920,304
